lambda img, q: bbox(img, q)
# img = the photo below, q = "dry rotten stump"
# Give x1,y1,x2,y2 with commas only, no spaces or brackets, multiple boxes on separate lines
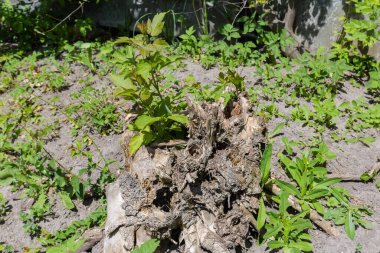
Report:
103,96,266,253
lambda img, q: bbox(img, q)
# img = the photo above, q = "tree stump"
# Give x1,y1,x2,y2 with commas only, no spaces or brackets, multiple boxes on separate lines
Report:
103,96,266,252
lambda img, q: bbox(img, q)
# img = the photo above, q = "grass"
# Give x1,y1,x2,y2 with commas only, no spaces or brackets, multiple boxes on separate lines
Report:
0,11,379,253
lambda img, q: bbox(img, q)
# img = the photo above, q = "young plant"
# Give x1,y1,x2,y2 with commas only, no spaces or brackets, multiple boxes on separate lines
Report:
20,193,50,237
178,26,201,57
263,191,314,252
332,0,380,74
112,12,188,155
312,97,340,129
65,86,122,136
339,97,380,131
0,192,11,223
325,187,373,239
40,205,107,252
277,142,340,213
0,243,15,253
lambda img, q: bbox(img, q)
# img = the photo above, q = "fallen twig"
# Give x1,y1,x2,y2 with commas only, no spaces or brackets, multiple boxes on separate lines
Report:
270,183,340,237
150,139,187,148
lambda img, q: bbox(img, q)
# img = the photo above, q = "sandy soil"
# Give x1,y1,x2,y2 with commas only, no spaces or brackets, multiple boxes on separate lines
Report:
0,59,379,253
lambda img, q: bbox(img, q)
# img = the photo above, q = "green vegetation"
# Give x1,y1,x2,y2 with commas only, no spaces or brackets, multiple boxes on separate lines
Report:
131,239,160,253
1,1,379,252
112,13,188,155
0,192,10,223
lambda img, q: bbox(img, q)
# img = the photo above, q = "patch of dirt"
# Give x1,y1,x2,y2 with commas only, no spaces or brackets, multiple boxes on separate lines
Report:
0,60,124,252
1,58,379,253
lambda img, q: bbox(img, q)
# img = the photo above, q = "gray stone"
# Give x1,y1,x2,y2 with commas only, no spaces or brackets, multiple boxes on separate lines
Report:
294,0,345,52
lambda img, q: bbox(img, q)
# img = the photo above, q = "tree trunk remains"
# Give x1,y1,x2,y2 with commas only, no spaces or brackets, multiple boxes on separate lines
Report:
103,96,266,252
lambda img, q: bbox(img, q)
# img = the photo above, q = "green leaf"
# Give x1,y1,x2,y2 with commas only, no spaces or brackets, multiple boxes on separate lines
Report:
268,122,285,139
260,144,272,186
33,193,47,210
136,61,152,81
311,167,328,177
291,219,313,232
279,154,294,168
287,167,303,190
313,178,341,189
129,133,145,156
79,42,92,49
360,136,375,146
312,201,325,215
134,115,161,130
58,191,75,210
263,224,282,240
132,239,160,253
110,74,137,91
147,13,166,37
288,241,313,252
153,38,169,47
298,233,312,240
279,191,290,216
267,240,284,249
168,114,188,125
276,180,301,197
140,88,152,102
304,189,329,200
357,219,373,230
0,169,14,186
71,176,84,199
257,196,266,230
345,211,355,240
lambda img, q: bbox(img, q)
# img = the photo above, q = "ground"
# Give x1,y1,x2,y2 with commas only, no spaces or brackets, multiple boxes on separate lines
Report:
0,54,379,252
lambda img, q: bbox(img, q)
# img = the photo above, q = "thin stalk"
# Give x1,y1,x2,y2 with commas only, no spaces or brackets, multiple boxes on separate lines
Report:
202,0,209,35
151,73,172,114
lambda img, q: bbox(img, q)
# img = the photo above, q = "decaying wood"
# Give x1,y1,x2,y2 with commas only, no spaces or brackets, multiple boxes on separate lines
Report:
75,228,103,253
270,183,340,237
104,95,266,252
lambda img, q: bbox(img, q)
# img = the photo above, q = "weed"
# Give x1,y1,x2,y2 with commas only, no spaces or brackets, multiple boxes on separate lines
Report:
40,204,107,251
277,143,340,213
312,97,340,129
355,243,363,253
0,243,15,253
20,194,50,237
65,86,123,135
340,97,380,131
64,42,97,72
366,68,380,101
262,192,314,252
112,13,188,155
0,192,11,223
332,0,380,74
325,186,373,239
178,26,201,57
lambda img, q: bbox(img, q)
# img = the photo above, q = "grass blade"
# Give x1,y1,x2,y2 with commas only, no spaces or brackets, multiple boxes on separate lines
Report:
257,196,267,230
345,211,355,240
260,144,273,187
